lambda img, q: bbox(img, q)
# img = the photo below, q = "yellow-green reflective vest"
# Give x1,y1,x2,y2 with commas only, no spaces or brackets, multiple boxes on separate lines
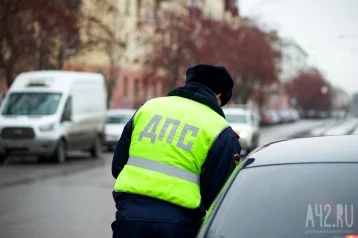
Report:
113,96,230,209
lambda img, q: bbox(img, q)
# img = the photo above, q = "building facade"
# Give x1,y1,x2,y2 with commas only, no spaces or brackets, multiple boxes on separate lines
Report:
263,37,308,110
332,88,349,110
278,38,308,82
65,0,240,108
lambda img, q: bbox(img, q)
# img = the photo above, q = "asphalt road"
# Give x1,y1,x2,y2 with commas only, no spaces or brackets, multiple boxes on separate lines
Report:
0,118,356,238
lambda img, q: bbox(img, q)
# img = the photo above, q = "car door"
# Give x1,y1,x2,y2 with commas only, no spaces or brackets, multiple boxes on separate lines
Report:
61,96,83,150
75,87,99,149
61,96,75,150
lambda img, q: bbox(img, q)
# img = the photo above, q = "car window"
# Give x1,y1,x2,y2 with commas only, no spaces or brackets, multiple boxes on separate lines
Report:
63,96,72,116
203,164,358,238
106,115,132,124
225,113,248,124
2,92,62,116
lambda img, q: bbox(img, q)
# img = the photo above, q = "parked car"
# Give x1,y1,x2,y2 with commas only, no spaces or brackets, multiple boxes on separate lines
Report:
251,108,261,125
224,104,261,125
260,110,280,125
288,109,300,121
104,109,135,151
278,109,293,123
331,110,347,119
198,135,358,237
223,108,260,154
306,110,317,118
0,71,107,164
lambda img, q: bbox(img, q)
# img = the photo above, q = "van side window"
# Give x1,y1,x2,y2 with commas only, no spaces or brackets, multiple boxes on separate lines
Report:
62,96,72,121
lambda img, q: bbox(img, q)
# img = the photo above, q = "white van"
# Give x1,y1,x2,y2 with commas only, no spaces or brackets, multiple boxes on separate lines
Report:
0,71,107,164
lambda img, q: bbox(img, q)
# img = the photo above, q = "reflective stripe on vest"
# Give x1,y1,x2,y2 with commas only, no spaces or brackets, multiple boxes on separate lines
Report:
127,156,200,185
114,96,230,209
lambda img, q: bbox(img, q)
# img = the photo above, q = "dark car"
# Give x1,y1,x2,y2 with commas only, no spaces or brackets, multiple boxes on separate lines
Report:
198,135,358,238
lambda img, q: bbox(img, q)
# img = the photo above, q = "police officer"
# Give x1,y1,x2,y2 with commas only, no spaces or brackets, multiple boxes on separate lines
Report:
111,64,241,238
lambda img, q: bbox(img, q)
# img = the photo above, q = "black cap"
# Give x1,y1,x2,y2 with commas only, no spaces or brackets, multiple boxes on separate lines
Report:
185,64,234,106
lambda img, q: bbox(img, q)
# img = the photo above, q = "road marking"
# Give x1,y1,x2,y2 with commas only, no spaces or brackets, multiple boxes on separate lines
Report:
323,119,358,136
351,124,358,134
309,120,345,136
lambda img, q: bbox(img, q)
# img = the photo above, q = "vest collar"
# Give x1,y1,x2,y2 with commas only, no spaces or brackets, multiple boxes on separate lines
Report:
167,82,225,118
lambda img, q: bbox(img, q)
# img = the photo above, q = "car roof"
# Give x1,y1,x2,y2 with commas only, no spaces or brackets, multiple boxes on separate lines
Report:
245,135,358,167
107,109,136,115
223,108,248,114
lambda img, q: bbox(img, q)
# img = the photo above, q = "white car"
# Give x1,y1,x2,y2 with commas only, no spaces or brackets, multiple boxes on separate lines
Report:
104,109,136,150
0,71,107,164
223,108,260,154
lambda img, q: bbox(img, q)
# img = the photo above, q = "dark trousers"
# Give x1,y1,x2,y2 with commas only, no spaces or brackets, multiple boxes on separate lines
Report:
112,194,204,238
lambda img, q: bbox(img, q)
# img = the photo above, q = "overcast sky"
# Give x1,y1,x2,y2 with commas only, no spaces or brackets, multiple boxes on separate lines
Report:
238,0,358,96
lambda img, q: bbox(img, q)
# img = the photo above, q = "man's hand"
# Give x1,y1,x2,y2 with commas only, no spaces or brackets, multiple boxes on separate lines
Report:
233,153,240,167
232,130,241,167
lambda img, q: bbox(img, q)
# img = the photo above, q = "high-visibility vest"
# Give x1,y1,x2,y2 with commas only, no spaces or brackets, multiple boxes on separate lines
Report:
113,96,230,209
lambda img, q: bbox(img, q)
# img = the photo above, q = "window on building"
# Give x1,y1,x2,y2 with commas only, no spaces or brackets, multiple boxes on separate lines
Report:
143,2,156,25
125,0,130,15
134,78,140,99
156,81,162,97
123,77,128,98
147,84,155,99
152,84,156,98
154,2,159,25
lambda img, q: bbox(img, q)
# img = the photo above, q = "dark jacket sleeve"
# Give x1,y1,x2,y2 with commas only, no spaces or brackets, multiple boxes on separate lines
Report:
111,117,134,179
200,127,241,210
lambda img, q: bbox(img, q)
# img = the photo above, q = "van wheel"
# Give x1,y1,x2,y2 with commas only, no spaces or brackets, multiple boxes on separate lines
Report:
52,140,66,164
90,135,102,158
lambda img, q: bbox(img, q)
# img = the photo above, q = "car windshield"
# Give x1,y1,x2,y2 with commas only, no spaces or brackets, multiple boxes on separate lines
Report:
225,113,247,124
204,164,358,238
106,114,132,124
1,92,62,116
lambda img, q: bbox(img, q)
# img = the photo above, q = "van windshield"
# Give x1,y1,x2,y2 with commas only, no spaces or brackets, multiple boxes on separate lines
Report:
1,92,62,116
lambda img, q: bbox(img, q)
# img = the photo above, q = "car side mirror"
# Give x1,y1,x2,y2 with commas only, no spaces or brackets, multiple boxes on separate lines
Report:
62,111,71,122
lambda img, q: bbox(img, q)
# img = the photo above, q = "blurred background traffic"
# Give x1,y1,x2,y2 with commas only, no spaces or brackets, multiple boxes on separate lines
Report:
0,0,357,237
